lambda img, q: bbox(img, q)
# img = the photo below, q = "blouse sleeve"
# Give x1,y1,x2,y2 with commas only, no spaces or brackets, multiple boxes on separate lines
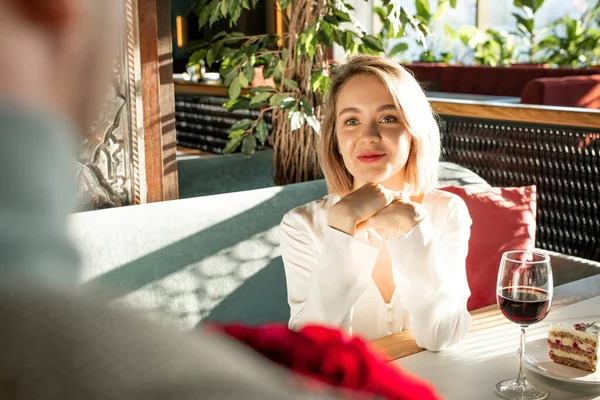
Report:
387,195,472,351
280,211,379,331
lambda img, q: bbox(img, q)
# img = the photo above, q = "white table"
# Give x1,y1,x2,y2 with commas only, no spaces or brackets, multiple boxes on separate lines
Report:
394,289,600,399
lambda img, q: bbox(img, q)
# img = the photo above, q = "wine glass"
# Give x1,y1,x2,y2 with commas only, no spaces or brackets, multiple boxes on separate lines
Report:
495,250,553,400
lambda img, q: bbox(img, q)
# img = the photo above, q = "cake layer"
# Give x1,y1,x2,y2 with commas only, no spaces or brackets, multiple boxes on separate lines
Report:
550,323,599,342
550,354,597,372
549,348,597,363
548,341,598,358
548,335,598,352
549,331,599,345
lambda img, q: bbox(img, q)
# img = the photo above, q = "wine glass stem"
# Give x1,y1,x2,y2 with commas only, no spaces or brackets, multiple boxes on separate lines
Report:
517,326,527,385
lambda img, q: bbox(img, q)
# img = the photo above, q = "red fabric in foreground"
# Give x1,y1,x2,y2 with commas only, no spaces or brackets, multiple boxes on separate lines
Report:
210,323,441,400
440,186,537,311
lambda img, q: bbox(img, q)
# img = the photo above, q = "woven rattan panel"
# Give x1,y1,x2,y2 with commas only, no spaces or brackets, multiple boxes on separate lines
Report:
175,93,272,154
440,115,600,261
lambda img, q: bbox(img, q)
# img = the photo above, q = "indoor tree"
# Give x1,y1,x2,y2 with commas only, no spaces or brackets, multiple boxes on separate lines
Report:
189,0,426,185
373,3,409,61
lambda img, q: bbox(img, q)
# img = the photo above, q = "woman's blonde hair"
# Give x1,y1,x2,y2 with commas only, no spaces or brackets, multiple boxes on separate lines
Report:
318,55,440,196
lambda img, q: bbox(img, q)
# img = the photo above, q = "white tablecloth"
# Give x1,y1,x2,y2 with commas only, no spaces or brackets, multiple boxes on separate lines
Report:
396,296,600,400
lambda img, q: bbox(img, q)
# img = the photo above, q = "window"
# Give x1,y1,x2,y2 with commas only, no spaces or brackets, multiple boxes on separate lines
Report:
489,0,596,34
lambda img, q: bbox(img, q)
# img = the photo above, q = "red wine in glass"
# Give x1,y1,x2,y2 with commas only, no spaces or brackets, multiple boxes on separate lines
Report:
495,250,553,400
497,286,551,326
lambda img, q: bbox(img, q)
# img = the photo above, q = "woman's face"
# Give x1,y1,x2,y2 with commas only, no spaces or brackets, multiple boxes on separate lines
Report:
335,73,411,191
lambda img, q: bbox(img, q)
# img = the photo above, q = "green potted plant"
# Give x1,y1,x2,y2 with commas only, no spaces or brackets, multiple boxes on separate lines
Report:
188,0,426,185
511,0,546,65
534,0,600,67
469,28,518,67
410,0,457,65
444,25,477,65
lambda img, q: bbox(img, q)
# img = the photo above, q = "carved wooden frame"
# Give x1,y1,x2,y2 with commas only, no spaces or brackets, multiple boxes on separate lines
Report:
76,0,177,209
76,0,145,209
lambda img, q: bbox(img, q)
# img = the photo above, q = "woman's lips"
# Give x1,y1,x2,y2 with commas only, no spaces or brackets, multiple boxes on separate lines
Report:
357,153,385,163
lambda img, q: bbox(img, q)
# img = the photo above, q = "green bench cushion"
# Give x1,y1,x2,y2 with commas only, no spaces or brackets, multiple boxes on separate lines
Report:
70,163,490,330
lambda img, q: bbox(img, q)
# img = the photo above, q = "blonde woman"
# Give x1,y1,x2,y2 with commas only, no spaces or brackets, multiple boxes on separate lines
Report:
280,55,472,350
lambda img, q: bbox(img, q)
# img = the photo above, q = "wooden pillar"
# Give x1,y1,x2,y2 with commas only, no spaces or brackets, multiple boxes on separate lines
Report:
138,0,179,203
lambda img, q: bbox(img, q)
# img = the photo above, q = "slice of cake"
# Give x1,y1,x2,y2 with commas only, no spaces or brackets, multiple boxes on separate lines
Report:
548,322,599,372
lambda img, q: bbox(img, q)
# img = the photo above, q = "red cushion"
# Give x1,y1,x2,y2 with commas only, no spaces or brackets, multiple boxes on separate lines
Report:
521,75,600,108
403,64,442,84
520,79,545,105
496,68,523,96
403,64,600,97
440,186,537,311
476,67,501,94
438,67,460,92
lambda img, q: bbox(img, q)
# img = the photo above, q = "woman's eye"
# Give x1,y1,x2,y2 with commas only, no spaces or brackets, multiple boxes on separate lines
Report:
380,116,397,123
345,118,359,126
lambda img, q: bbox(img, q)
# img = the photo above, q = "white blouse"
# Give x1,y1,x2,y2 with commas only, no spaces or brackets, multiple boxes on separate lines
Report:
279,189,473,350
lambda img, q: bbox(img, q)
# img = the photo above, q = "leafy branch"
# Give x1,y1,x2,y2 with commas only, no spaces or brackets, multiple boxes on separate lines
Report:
188,0,429,157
